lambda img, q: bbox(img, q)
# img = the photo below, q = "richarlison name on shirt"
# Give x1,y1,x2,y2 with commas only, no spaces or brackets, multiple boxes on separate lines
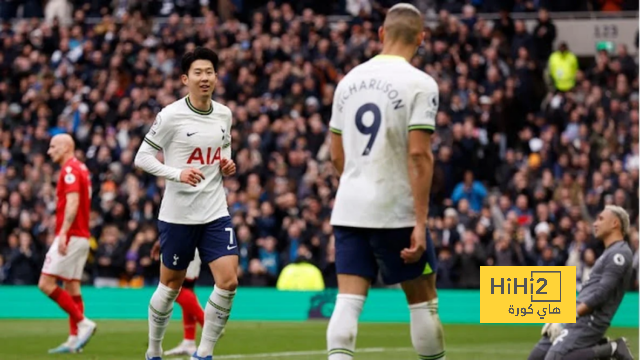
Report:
336,79,405,113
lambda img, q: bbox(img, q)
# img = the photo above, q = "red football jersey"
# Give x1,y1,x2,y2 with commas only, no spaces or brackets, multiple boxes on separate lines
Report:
56,158,91,239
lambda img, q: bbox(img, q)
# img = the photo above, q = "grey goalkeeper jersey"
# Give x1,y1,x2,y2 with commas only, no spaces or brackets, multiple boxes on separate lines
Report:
576,240,633,329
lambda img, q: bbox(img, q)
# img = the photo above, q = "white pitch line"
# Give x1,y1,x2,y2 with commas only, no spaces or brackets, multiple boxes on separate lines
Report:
185,346,531,359
213,347,405,359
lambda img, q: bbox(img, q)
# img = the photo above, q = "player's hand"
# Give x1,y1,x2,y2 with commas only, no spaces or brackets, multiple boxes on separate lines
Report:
541,323,564,341
180,168,205,187
401,225,426,264
151,241,160,261
58,234,68,256
220,158,236,176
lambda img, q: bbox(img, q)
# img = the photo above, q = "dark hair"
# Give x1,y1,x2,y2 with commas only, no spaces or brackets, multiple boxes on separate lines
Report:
181,47,219,75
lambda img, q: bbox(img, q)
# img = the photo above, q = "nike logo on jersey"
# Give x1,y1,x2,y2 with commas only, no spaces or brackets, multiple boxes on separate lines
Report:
227,245,237,250
187,132,198,137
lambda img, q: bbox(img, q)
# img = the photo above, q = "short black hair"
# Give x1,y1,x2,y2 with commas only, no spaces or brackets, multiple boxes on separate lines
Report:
181,47,219,75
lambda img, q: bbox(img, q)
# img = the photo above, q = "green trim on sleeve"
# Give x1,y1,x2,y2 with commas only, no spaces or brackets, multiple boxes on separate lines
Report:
408,124,436,132
144,137,162,151
329,127,342,135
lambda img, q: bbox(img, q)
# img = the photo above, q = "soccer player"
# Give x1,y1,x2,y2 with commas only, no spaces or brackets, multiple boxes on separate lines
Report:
134,47,238,360
39,133,97,353
528,205,635,360
164,251,205,356
326,4,445,360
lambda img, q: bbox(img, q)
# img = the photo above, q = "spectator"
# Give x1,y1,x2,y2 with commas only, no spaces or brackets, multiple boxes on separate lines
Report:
548,42,579,92
93,225,123,288
451,170,488,213
6,231,40,285
276,244,324,291
532,8,556,64
452,231,485,288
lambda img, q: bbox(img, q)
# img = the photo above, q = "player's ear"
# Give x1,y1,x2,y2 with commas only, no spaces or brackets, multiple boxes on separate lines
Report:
378,26,384,43
181,74,189,86
417,30,426,47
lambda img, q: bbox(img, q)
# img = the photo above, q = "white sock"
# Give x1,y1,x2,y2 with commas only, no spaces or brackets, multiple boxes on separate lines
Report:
147,283,180,357
327,294,365,360
183,339,196,346
196,286,236,357
409,299,446,360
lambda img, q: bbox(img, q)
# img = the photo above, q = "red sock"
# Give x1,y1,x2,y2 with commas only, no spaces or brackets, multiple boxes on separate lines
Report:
183,312,197,341
49,287,84,324
176,288,204,327
69,295,84,336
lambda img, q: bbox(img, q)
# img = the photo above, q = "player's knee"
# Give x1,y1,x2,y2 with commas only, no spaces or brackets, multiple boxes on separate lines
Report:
402,275,437,304
64,280,80,295
38,274,57,294
215,276,238,292
527,347,548,360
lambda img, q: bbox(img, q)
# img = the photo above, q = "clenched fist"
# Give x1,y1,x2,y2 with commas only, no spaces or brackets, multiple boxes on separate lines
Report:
221,158,236,176
180,168,205,186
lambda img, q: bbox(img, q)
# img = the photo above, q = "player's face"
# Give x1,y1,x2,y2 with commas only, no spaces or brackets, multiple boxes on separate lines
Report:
47,139,64,163
182,59,217,98
593,210,614,239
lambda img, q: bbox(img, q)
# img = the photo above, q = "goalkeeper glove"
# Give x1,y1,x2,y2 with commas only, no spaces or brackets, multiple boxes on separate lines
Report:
541,323,565,342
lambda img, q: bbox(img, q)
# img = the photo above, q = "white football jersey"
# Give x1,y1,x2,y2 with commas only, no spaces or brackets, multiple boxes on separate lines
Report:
144,96,232,224
329,55,438,229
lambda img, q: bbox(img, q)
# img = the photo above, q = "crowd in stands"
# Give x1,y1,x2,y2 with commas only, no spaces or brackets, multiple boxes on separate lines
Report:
0,0,638,291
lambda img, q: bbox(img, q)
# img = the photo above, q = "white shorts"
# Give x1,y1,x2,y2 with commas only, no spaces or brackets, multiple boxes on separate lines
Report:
185,249,202,280
41,236,90,281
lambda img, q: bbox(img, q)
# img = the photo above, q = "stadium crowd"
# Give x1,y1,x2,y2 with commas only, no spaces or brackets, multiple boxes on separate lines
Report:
0,0,638,291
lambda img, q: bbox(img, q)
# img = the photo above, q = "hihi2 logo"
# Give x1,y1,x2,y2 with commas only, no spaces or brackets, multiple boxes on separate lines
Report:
480,266,576,323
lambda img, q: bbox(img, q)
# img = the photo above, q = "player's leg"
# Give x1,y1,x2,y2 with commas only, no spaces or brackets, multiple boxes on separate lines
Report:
193,216,238,359
50,280,83,352
165,252,204,356
39,236,95,353
373,228,445,360
146,221,197,360
543,323,614,360
65,280,83,338
559,337,634,360
527,336,552,360
327,227,377,360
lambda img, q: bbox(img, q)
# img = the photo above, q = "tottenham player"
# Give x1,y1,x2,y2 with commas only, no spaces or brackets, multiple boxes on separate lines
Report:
134,47,238,360
327,4,445,360
164,250,205,356
528,205,634,360
39,133,97,353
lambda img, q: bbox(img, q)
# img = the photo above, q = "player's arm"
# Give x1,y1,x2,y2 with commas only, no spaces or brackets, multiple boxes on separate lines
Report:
408,130,434,224
330,132,345,176
60,192,79,235
329,84,345,176
59,168,82,235
220,111,236,176
578,251,631,315
134,113,183,181
407,82,438,224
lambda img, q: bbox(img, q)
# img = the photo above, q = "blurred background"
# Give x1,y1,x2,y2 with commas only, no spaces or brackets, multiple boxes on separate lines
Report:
0,0,637,294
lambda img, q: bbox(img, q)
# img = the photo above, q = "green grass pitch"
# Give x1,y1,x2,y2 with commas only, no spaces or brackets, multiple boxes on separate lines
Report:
0,320,636,360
